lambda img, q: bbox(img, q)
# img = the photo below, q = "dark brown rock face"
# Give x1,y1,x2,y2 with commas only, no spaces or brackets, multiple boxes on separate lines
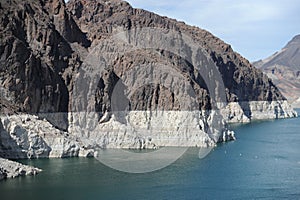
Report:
0,0,90,129
67,0,284,116
0,0,286,128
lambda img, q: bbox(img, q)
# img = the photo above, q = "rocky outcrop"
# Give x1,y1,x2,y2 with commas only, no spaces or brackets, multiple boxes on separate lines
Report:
221,100,297,123
69,110,235,148
253,35,300,108
0,0,297,162
0,114,95,159
0,157,41,180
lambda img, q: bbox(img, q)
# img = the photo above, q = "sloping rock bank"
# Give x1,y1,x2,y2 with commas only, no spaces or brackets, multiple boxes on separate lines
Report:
221,100,297,123
0,157,41,181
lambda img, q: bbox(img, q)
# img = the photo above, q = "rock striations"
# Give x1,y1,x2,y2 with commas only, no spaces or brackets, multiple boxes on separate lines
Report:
0,0,298,178
253,35,300,108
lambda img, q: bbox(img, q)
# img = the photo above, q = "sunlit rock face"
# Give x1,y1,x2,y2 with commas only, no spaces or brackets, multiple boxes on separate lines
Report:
0,115,82,159
0,157,41,180
253,35,300,108
0,0,296,158
221,100,297,123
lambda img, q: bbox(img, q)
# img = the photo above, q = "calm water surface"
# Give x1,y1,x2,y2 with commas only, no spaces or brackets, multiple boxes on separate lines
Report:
1,110,300,199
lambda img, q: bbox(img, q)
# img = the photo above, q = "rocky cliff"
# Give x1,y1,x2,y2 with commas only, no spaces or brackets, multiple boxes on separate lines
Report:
253,35,300,108
0,0,297,167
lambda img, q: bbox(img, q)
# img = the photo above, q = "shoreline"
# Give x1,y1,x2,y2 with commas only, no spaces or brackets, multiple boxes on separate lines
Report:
0,102,298,180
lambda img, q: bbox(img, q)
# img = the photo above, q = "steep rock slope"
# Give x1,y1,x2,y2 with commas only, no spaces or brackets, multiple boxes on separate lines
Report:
0,0,297,162
68,0,284,103
67,0,296,123
253,35,300,108
0,0,90,130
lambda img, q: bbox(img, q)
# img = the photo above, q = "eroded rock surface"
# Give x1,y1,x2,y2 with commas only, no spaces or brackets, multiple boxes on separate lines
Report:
0,0,297,164
0,157,41,180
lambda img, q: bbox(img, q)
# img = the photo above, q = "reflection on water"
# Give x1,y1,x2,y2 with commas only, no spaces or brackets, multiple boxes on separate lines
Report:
96,147,188,173
95,146,213,173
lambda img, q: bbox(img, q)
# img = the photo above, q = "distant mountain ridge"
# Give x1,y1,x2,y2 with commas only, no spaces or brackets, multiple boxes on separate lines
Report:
253,34,300,107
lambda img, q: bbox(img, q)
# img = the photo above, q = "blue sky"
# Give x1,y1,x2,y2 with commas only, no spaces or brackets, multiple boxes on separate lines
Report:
126,0,300,61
